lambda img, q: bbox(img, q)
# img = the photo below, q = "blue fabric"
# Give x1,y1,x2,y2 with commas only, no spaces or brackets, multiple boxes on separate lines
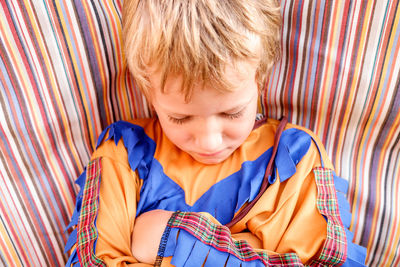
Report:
346,228,354,243
103,121,312,225
64,167,87,265
334,173,352,228
334,174,349,194
65,169,86,232
64,162,102,265
183,241,212,266
225,255,242,266
348,239,368,264
65,248,79,267
341,258,368,267
64,229,77,253
333,173,367,266
170,230,197,267
274,144,296,182
163,222,265,266
97,122,156,180
203,248,229,267
276,128,311,182
337,192,352,228
163,228,180,257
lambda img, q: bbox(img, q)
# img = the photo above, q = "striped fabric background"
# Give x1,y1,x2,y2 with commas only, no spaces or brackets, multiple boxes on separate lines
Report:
0,0,398,266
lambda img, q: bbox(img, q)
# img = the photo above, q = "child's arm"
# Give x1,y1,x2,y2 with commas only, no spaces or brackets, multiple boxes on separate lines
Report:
131,210,173,264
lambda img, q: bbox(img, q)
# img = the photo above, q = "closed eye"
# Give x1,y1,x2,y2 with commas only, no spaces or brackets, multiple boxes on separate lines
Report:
222,110,244,119
168,116,191,125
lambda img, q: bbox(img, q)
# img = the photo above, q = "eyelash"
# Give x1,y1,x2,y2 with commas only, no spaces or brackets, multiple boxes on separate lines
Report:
168,116,191,125
223,110,244,119
168,110,244,125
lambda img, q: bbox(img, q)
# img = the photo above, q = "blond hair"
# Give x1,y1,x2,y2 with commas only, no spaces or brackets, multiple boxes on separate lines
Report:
122,0,281,100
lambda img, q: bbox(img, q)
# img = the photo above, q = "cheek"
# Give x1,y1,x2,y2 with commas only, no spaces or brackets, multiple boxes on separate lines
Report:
229,107,258,141
159,119,191,146
225,118,255,141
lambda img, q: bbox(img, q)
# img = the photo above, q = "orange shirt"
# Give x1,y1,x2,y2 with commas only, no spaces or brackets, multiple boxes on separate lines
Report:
65,118,361,266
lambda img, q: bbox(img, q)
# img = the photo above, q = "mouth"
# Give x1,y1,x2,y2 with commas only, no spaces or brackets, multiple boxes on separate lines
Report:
196,150,225,158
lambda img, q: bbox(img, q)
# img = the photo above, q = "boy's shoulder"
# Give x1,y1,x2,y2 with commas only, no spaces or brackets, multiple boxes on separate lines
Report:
256,117,334,170
256,117,326,146
91,118,161,166
257,117,319,137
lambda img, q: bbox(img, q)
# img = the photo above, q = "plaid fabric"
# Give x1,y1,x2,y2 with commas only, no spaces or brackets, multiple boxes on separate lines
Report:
159,167,348,266
76,158,105,267
167,211,265,262
310,167,347,266
267,253,305,266
163,211,304,266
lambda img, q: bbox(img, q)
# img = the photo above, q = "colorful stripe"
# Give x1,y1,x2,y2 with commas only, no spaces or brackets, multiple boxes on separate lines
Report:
0,0,399,266
264,1,400,266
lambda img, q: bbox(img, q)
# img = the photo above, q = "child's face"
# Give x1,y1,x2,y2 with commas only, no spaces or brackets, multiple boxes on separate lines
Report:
149,61,259,164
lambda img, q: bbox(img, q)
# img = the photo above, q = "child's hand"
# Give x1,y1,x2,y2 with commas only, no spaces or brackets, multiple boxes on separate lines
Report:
131,209,174,264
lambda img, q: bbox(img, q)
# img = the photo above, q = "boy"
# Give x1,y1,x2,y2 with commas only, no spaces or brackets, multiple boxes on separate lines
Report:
65,0,366,266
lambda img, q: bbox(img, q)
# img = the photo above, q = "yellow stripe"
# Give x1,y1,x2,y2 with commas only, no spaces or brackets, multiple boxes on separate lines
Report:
0,222,23,267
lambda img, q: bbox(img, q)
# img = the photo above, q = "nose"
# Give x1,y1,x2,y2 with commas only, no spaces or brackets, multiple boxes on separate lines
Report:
194,118,223,152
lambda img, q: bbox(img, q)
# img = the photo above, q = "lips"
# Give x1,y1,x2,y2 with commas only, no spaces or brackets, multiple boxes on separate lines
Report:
197,150,224,158
189,148,236,164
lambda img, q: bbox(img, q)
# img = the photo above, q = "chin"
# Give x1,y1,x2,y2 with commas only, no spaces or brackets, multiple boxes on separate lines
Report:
196,158,225,165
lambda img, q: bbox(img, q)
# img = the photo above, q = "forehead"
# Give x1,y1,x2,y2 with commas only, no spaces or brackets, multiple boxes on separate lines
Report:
149,62,259,115
152,82,258,117
147,59,259,96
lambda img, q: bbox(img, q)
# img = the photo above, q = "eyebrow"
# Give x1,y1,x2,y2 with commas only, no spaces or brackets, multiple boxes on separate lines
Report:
223,95,256,113
221,104,247,114
169,97,253,118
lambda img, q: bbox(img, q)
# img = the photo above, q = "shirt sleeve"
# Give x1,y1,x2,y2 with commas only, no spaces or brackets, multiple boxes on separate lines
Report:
93,156,144,266
64,137,154,267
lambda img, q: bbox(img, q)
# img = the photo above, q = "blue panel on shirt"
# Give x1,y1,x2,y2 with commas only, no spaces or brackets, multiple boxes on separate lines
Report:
101,121,312,225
